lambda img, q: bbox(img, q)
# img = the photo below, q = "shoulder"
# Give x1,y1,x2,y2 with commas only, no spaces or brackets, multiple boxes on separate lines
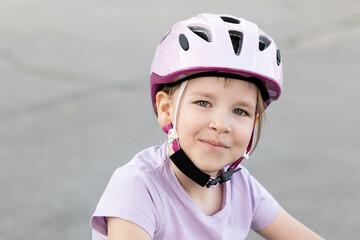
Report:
230,166,256,189
231,166,267,191
122,142,168,173
91,143,169,238
230,166,280,230
107,142,169,199
231,165,276,203
105,142,168,187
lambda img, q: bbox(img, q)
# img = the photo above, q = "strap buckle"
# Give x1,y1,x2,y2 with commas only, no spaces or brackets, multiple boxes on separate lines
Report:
206,168,241,188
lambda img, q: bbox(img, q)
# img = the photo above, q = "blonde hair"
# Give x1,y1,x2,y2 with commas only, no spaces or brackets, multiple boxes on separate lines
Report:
159,77,265,155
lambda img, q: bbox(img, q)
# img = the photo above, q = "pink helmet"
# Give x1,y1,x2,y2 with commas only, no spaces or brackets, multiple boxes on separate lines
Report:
150,13,283,113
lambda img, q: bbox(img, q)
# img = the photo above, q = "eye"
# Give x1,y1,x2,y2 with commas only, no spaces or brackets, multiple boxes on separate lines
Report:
197,101,211,108
233,108,246,116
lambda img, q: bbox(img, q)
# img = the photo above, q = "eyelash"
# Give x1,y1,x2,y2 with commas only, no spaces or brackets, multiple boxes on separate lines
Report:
196,101,248,116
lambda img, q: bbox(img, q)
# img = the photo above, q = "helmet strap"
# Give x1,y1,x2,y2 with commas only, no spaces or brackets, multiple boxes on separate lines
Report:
170,149,211,187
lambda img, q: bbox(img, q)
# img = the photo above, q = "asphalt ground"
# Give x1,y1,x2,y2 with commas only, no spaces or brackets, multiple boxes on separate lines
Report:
1,0,360,239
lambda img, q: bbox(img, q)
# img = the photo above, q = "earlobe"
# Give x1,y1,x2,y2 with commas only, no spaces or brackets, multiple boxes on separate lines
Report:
156,91,172,127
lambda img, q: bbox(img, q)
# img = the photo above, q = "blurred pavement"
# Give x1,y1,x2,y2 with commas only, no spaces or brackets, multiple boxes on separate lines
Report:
1,0,360,239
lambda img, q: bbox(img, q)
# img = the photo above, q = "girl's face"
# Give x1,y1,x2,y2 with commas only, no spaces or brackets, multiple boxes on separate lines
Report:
169,76,258,176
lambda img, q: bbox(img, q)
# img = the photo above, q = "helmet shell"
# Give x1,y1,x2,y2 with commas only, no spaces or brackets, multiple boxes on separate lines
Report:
150,13,283,113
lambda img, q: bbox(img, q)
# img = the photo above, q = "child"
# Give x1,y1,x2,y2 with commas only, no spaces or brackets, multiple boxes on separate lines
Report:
91,13,323,239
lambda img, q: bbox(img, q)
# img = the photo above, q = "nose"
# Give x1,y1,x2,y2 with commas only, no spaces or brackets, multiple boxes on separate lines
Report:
208,111,231,134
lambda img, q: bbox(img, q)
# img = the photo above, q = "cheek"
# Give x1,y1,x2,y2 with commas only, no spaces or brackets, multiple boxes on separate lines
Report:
176,104,203,132
177,114,202,140
234,122,255,146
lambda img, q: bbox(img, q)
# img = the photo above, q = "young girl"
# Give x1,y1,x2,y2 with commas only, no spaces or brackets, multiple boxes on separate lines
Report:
91,13,323,239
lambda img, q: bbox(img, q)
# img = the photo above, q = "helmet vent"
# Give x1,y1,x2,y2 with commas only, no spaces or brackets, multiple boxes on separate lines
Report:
229,31,243,55
220,16,240,24
179,34,189,51
259,35,271,51
188,26,212,42
276,49,281,65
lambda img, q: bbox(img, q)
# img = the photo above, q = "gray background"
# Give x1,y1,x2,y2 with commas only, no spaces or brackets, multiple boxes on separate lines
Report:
1,0,359,239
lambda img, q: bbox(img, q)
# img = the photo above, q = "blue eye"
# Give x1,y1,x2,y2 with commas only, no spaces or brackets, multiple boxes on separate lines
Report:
233,109,246,116
197,101,210,107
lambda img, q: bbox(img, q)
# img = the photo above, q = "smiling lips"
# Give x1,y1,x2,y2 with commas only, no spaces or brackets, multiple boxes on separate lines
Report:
199,139,230,150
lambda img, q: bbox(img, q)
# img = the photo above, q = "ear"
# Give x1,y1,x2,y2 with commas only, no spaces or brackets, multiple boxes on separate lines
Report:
156,91,173,127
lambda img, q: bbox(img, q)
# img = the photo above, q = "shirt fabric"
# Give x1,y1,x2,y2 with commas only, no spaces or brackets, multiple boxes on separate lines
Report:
91,142,280,239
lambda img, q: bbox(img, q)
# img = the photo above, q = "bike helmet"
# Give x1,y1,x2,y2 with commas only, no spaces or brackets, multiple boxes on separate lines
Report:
149,13,283,187
151,13,283,114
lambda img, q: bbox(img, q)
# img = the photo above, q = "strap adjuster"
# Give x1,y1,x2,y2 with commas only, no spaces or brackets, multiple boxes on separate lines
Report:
206,168,241,188
168,129,178,143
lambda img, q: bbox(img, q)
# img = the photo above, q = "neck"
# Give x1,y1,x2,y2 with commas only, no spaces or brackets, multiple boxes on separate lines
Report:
171,161,224,215
168,144,224,215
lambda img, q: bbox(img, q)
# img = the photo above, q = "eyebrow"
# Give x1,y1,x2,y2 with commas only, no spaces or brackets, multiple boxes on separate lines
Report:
189,90,215,99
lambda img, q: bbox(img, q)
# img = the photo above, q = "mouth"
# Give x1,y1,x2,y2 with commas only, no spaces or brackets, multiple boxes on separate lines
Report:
199,139,230,151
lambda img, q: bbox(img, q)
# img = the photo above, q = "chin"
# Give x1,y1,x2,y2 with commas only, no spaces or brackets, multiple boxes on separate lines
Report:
184,150,235,173
194,161,229,174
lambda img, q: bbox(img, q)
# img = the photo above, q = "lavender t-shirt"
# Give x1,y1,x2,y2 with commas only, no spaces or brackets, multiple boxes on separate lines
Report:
91,142,279,239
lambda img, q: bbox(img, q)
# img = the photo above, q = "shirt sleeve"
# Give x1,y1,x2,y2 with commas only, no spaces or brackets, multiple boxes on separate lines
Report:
246,170,280,231
91,167,160,238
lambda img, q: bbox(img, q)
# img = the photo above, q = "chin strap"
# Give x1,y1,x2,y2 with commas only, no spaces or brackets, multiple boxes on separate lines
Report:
170,148,211,187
